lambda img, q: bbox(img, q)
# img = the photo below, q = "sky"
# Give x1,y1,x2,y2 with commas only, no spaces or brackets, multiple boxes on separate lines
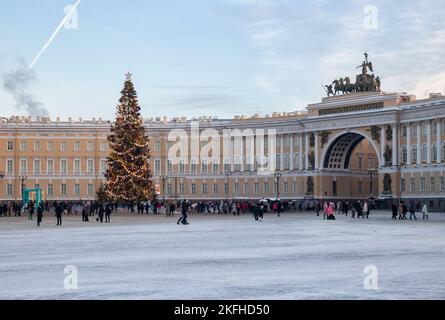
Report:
0,0,444,120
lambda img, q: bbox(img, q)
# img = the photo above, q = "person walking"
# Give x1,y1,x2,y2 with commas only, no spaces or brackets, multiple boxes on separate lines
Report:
391,203,398,220
363,201,370,219
98,205,105,223
55,203,63,226
177,200,189,225
409,201,417,220
105,204,112,223
28,201,35,221
422,202,429,220
37,203,44,227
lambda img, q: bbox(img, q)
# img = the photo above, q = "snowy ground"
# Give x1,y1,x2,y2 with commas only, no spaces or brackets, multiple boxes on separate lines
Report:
0,211,444,300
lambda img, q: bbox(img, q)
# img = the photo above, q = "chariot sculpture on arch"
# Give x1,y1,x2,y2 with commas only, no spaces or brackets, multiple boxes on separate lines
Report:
324,52,382,96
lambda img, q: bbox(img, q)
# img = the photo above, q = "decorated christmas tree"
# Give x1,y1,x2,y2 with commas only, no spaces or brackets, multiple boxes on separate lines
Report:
104,73,153,202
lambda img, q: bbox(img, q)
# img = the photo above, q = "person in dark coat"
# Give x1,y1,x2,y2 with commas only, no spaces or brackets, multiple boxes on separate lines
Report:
105,204,112,223
409,202,417,220
391,203,398,220
98,205,105,223
37,203,44,227
177,200,189,225
55,203,63,226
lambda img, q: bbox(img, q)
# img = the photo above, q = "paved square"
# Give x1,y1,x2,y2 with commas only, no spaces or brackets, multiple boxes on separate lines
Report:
0,211,444,299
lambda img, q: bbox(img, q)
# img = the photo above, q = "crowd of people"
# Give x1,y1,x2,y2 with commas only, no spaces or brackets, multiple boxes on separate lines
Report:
0,197,434,228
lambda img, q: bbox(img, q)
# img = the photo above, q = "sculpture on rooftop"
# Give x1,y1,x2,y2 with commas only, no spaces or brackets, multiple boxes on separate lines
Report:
323,52,382,96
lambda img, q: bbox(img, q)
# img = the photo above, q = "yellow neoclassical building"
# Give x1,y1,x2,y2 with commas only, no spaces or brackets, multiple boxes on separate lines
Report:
0,89,444,209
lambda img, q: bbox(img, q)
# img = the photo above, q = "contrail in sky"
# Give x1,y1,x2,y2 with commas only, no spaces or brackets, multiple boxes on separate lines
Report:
30,0,81,69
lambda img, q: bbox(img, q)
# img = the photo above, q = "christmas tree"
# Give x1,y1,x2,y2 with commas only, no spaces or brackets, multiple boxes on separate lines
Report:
104,73,153,202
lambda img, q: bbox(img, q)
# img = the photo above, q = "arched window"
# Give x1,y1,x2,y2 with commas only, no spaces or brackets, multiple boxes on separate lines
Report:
422,144,428,162
283,154,290,170
432,142,438,162
402,145,407,164
412,144,417,163
294,153,300,170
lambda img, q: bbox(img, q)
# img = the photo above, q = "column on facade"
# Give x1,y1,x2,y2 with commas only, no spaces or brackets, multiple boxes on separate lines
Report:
427,121,432,164
314,132,319,170
304,133,310,170
380,126,386,166
436,121,442,163
289,134,294,171
392,125,397,166
299,134,304,171
240,137,244,172
417,123,422,164
406,123,412,165
280,135,284,171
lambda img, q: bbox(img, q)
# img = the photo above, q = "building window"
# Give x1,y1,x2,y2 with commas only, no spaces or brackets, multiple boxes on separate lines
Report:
234,183,240,195
401,146,407,164
410,177,415,192
402,126,407,137
61,184,67,196
276,154,281,170
167,159,173,173
179,183,185,195
100,141,108,152
179,160,185,174
61,159,67,175
154,159,161,174
20,141,27,151
358,156,363,171
443,142,445,161
87,184,93,196
74,141,81,152
191,183,196,195
60,141,67,152
224,159,231,172
33,159,41,175
34,184,40,190
7,184,13,196
432,143,438,162
202,183,207,195
254,183,259,195
74,159,81,174
201,159,208,173
420,177,426,192
292,181,297,193
34,141,41,151
47,184,53,196
87,141,94,152
224,183,228,195
412,145,417,163
422,144,427,162
47,160,54,174
284,181,289,194
20,159,27,174
440,176,445,192
47,141,53,152
430,177,435,192
244,183,249,195
87,159,94,174
7,141,13,151
154,141,161,152
167,184,173,195
358,181,363,194
100,160,107,174
213,183,218,195
412,125,417,137
264,182,269,194
284,155,290,170
190,160,197,173
294,153,300,169
422,123,428,136
74,184,80,196
401,178,406,192
212,161,219,173
6,159,13,175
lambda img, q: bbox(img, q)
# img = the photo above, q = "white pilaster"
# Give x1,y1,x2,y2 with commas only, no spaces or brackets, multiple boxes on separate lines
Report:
280,135,284,171
314,132,319,170
305,134,310,170
392,125,397,166
427,121,432,164
299,134,303,171
289,134,294,171
417,123,422,165
437,121,442,163
381,126,386,166
406,124,412,165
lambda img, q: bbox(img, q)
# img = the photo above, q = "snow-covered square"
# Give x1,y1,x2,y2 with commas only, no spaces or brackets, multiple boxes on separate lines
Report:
0,211,444,300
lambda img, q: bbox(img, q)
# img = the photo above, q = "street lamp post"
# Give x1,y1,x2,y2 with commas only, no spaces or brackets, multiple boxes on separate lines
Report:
160,175,168,201
274,172,282,200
